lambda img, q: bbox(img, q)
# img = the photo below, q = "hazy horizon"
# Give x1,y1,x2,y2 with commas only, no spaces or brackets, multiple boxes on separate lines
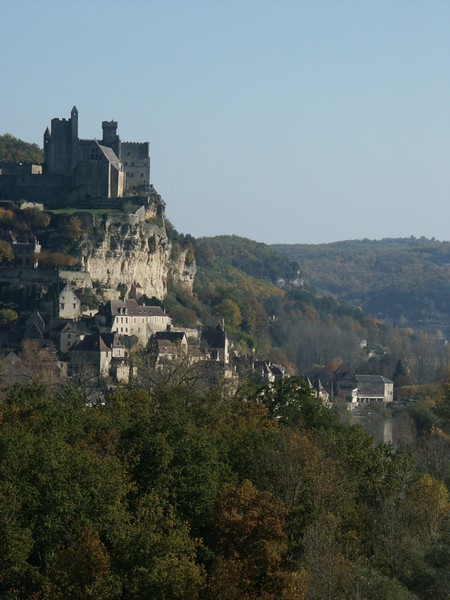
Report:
2,1,449,245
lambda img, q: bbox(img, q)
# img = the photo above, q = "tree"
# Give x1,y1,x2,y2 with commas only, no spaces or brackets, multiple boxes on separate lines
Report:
215,298,243,328
0,240,14,265
116,493,205,600
38,252,78,268
0,308,18,329
66,216,83,242
257,377,336,429
207,480,288,599
20,207,51,229
0,133,43,164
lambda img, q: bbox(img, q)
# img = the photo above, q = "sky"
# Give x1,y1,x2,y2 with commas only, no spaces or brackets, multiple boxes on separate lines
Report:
1,0,449,244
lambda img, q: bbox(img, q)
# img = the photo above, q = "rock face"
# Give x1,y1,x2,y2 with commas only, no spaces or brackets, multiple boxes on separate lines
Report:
169,247,197,292
73,210,195,301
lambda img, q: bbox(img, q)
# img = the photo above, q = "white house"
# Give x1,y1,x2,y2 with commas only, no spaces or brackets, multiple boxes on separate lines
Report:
59,284,82,320
349,375,394,409
97,299,171,345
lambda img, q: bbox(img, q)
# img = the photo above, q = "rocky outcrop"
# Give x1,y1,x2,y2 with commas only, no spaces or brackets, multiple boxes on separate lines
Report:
169,247,197,292
75,213,166,299
73,211,195,300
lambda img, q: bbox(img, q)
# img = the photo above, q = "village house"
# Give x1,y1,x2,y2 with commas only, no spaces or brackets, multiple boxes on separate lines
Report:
70,332,126,381
50,320,89,354
148,330,189,364
201,320,230,364
59,283,82,320
96,299,171,345
349,374,394,409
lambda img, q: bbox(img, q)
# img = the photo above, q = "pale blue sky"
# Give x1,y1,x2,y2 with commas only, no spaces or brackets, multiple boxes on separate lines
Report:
1,1,449,243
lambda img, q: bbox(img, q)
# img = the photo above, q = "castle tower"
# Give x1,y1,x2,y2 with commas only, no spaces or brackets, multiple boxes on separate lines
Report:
102,121,121,157
70,106,79,170
43,127,50,171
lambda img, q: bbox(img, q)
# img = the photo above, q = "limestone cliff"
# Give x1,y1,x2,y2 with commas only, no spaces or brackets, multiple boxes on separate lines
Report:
78,213,170,300
169,246,197,292
53,205,196,301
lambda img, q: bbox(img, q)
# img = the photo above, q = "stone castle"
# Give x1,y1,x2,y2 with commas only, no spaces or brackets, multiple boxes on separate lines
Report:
0,106,151,207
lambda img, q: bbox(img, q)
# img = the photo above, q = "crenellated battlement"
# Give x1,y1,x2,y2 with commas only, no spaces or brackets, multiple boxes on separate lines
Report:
1,106,152,208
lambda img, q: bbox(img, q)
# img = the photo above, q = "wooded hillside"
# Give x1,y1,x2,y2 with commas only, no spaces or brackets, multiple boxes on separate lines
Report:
272,238,450,329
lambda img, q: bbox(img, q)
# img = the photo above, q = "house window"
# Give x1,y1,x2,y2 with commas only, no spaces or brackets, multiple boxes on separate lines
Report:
73,303,76,309
60,303,65,310
140,173,144,178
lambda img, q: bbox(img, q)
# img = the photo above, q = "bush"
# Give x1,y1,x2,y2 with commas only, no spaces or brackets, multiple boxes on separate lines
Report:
0,308,18,328
38,253,78,268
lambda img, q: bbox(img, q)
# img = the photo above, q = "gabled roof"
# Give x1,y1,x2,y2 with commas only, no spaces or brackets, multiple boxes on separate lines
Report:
71,332,123,353
103,299,167,318
202,328,226,349
96,142,123,171
72,334,110,353
59,283,82,300
154,331,186,343
50,320,89,335
356,375,394,384
24,323,44,340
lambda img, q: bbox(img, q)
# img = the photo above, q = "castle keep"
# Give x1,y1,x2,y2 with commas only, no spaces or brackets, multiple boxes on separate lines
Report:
0,106,151,206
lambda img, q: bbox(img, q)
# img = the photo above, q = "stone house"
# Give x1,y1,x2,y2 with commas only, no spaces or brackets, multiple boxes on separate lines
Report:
97,299,171,345
70,332,126,380
148,330,189,364
59,284,82,320
11,234,41,268
349,375,394,409
51,320,88,354
201,321,229,364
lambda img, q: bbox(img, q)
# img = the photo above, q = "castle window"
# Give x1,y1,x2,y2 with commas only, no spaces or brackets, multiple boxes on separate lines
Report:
140,173,144,178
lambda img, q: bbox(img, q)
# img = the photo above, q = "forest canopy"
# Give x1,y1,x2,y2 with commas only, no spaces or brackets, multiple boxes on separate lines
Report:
0,378,448,599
